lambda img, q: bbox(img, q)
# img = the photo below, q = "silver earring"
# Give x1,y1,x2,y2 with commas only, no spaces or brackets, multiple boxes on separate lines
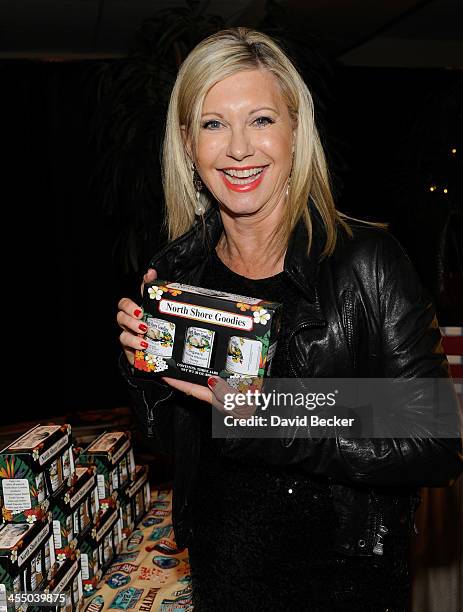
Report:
286,175,292,198
192,163,205,215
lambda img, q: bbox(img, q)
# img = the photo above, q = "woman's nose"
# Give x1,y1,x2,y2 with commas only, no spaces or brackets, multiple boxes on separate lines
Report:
226,128,254,160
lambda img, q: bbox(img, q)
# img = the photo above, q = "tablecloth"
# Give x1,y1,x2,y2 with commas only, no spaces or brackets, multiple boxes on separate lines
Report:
85,489,192,612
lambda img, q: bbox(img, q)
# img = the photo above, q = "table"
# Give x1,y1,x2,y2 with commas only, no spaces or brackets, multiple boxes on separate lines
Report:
85,489,192,612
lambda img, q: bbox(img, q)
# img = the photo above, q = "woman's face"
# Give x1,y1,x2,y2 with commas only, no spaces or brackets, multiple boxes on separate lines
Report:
192,69,295,217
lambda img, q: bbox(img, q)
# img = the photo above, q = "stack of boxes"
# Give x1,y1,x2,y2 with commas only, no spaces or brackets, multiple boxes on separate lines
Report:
76,432,131,597
0,424,83,611
76,431,151,598
0,426,151,608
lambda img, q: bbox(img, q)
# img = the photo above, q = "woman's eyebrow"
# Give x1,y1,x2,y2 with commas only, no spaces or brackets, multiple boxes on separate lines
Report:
201,106,279,118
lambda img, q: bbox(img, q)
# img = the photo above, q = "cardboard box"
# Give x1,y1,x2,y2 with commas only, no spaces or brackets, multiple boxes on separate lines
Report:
134,281,282,386
0,425,74,523
46,554,83,612
50,466,99,563
79,503,122,597
0,516,57,608
118,465,150,538
77,432,135,502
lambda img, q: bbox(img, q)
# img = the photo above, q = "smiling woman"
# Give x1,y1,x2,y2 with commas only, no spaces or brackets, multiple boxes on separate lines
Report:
116,26,462,612
161,27,363,274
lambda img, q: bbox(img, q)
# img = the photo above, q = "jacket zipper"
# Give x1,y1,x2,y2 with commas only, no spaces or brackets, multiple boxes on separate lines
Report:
371,493,389,555
142,388,174,437
343,290,357,371
372,519,389,555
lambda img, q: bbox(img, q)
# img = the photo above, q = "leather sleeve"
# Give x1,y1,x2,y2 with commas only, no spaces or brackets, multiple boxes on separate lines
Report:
219,232,463,488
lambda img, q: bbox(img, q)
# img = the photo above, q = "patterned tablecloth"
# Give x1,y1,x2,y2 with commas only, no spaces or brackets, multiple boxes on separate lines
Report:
85,489,192,612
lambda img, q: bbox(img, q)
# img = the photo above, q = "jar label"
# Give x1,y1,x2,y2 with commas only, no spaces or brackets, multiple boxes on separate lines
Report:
145,317,175,358
182,327,215,368
226,337,262,376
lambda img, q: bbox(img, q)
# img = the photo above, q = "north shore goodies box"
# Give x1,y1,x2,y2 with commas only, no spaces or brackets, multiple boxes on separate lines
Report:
79,503,122,597
0,516,56,600
118,465,150,537
50,466,99,562
46,553,83,612
77,432,135,502
0,425,74,523
134,281,282,386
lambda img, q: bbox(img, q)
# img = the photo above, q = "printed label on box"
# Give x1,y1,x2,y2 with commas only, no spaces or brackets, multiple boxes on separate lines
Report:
97,475,106,500
49,534,56,568
62,448,72,479
35,473,46,503
112,469,118,491
53,520,62,549
182,327,215,368
226,337,262,376
2,479,32,514
39,434,68,465
80,553,89,580
18,524,49,567
88,432,124,453
159,299,253,330
0,523,32,549
145,317,175,358
8,426,61,450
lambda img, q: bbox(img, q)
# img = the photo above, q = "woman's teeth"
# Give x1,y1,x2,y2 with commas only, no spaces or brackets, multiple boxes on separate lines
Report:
222,167,264,184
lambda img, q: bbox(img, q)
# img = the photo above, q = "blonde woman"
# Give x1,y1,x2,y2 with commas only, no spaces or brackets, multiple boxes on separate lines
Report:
117,28,462,611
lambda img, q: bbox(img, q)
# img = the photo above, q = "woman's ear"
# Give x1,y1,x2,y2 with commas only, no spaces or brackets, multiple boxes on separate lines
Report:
180,125,193,162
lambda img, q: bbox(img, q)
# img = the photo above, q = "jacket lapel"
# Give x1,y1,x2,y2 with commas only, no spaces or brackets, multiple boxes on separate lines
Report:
148,204,222,280
283,201,327,329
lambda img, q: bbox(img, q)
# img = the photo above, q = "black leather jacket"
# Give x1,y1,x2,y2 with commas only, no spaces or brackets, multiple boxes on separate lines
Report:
121,201,462,554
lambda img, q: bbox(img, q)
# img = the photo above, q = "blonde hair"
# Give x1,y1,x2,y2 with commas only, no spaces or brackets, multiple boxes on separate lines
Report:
162,27,387,260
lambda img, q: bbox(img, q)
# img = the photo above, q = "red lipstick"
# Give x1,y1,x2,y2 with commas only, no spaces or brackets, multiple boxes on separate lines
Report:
220,166,268,193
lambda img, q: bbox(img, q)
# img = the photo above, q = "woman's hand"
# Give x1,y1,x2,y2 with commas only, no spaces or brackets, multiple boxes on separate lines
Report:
163,376,258,418
117,268,157,365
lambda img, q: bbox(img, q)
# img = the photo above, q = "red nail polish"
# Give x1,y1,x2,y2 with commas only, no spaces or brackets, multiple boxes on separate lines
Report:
139,323,148,332
141,340,148,349
134,308,142,318
208,377,217,388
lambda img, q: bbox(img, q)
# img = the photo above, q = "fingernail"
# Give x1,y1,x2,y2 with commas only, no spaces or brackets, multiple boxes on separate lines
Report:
139,323,148,332
208,377,217,388
141,340,148,349
134,308,142,317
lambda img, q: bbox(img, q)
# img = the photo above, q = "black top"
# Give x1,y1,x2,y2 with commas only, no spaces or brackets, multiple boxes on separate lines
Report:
187,249,409,611
205,249,290,374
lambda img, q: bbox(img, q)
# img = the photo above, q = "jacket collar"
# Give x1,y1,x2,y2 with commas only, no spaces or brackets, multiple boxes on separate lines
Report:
150,199,326,305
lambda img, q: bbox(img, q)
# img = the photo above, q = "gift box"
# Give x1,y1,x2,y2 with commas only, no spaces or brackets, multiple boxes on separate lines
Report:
0,424,74,523
46,553,83,612
0,516,57,607
79,502,122,597
134,281,282,386
119,465,150,538
50,466,99,563
77,431,135,502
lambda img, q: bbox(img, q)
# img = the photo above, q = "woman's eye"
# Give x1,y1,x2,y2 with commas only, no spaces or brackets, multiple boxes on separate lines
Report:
253,116,274,127
202,120,222,130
